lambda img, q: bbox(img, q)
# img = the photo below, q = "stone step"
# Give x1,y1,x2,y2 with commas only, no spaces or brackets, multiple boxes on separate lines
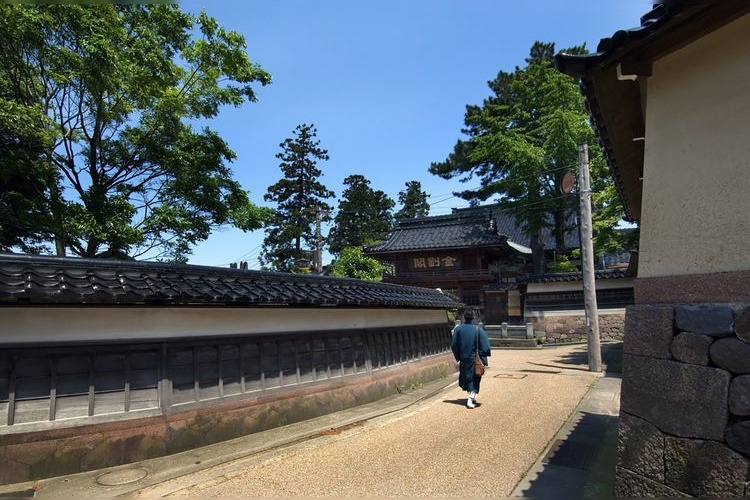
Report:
485,324,533,339
487,332,530,339
489,338,540,349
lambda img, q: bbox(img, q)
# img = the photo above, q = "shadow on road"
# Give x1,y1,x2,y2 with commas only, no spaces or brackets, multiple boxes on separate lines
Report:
515,343,623,498
442,398,484,408
541,342,623,374
442,398,466,406
517,410,620,498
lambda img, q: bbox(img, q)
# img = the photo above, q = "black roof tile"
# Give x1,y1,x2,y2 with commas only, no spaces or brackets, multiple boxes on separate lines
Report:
518,269,628,284
555,6,670,79
367,203,579,253
0,253,461,309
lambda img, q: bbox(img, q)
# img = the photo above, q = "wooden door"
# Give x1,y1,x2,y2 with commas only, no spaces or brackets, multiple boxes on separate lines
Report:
483,291,508,325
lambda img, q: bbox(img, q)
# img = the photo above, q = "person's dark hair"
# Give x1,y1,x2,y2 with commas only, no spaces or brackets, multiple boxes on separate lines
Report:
463,310,474,321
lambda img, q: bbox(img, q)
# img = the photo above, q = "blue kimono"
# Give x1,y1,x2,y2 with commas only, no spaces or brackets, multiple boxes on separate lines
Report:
451,322,491,393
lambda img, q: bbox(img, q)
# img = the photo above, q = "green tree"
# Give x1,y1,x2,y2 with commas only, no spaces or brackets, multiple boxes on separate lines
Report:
0,94,57,253
430,41,623,274
261,124,334,272
0,4,271,261
590,157,639,255
328,246,387,281
327,174,394,256
394,180,430,220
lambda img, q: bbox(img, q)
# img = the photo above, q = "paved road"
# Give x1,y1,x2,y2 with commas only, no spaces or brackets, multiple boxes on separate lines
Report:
166,345,602,497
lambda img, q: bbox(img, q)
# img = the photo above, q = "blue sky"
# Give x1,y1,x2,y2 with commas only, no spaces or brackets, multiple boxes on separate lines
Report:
179,0,649,268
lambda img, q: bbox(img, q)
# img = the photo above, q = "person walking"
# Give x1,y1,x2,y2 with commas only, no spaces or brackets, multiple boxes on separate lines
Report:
451,310,491,408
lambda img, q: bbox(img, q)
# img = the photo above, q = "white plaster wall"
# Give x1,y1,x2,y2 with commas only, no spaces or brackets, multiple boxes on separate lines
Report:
0,307,449,344
639,13,750,277
525,308,626,318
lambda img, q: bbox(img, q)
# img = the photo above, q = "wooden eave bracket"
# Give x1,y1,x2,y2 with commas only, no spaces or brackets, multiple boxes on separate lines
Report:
617,61,653,81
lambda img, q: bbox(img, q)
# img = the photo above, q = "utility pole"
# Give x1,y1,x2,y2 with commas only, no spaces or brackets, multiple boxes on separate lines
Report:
315,208,323,274
578,143,602,373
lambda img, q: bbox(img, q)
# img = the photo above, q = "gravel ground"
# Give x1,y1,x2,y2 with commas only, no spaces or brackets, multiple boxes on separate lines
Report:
175,344,599,497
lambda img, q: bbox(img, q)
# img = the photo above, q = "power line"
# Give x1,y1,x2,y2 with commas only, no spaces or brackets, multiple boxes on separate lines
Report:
231,243,263,264
429,194,460,206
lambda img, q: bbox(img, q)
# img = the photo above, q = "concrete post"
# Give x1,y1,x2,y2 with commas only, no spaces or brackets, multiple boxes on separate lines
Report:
579,143,602,372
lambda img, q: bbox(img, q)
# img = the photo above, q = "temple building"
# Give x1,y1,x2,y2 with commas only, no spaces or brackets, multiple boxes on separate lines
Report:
365,203,579,324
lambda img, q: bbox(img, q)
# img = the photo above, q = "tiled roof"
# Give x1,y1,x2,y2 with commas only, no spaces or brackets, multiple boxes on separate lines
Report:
555,4,683,79
555,3,750,221
0,253,462,309
366,204,579,254
518,269,628,284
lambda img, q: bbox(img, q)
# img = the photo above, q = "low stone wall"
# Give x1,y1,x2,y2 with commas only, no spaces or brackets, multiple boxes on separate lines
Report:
528,311,625,344
615,303,750,497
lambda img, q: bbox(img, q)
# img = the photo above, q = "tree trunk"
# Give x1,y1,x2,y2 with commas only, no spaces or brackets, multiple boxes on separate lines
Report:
554,208,566,253
50,183,66,257
531,231,545,275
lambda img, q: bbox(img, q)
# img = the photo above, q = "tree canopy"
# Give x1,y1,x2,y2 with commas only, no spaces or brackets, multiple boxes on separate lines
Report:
327,174,394,256
328,246,387,282
394,180,430,220
0,4,271,261
261,124,334,273
0,87,56,253
430,41,625,273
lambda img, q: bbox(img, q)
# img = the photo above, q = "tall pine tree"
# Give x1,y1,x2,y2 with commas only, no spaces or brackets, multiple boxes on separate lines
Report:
261,124,334,272
430,41,622,274
327,174,394,256
394,180,430,220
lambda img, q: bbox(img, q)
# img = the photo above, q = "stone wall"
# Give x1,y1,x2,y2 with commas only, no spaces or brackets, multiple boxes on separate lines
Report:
615,303,750,496
529,311,625,344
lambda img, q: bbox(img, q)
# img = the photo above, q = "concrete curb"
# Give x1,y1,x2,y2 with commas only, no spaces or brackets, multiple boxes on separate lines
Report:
510,373,622,497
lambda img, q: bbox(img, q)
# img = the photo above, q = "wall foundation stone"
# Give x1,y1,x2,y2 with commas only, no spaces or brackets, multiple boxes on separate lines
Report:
665,437,750,497
614,466,686,497
671,332,714,365
710,337,750,374
623,305,674,358
725,420,750,456
729,375,750,416
621,354,730,439
617,285,750,497
617,412,665,482
529,311,624,344
674,305,735,336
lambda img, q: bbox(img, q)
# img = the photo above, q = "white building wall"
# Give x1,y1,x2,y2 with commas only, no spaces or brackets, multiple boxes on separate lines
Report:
0,307,448,344
639,13,750,278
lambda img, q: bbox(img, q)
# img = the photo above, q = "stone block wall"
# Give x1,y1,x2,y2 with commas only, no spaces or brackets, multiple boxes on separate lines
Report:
615,303,750,496
530,311,625,344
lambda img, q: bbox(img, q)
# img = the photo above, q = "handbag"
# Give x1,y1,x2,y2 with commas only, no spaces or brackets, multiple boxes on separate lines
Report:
474,326,485,376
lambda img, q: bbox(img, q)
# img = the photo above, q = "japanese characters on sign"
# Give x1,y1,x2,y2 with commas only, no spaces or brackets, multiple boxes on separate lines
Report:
410,255,460,270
